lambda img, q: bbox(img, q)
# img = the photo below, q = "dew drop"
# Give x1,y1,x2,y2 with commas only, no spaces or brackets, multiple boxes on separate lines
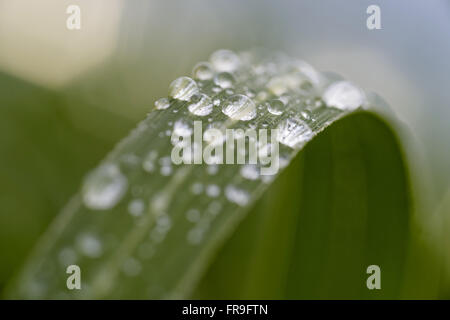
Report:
168,76,198,101
214,72,235,89
207,164,219,175
82,163,128,210
267,99,285,115
143,150,158,173
323,81,366,111
188,93,213,116
255,91,268,102
187,228,204,245
210,49,240,72
225,185,250,206
171,120,193,145
277,117,314,148
192,62,214,80
206,184,220,197
267,76,288,96
240,164,260,180
122,258,142,277
191,182,203,194
159,156,172,176
222,94,256,121
154,97,170,110
186,209,201,222
76,233,103,258
58,248,77,265
128,199,145,217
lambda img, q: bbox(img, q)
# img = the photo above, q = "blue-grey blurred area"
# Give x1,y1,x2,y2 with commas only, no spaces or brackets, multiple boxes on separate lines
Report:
0,0,449,290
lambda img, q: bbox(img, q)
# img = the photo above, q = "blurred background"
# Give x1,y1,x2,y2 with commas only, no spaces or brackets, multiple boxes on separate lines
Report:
0,0,449,294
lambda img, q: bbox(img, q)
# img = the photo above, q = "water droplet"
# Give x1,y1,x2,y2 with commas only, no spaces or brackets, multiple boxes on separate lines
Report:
82,163,128,210
206,184,220,197
213,99,221,106
222,94,256,121
156,214,172,233
191,182,203,194
292,60,323,86
143,150,158,173
267,76,288,96
154,97,170,110
277,117,314,148
187,228,204,245
225,185,250,206
76,233,103,258
159,156,172,176
323,81,366,111
192,62,214,80
186,209,200,222
188,93,213,116
207,201,222,215
171,120,193,145
168,76,198,101
214,72,235,89
267,99,285,115
240,164,260,180
128,199,145,217
122,257,142,277
160,166,172,176
207,164,219,175
59,248,77,265
256,91,269,102
210,49,240,72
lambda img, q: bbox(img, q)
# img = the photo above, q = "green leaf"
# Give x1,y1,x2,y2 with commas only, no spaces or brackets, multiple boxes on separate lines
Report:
6,50,430,299
0,72,125,291
194,112,411,299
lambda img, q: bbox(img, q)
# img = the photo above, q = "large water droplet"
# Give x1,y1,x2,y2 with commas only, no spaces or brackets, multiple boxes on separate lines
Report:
82,163,128,210
214,72,235,89
225,185,250,206
210,49,240,72
267,76,288,96
154,97,170,110
192,62,214,80
292,59,323,86
128,199,145,217
188,93,213,116
222,94,256,121
76,233,103,258
323,81,365,111
206,184,220,197
267,99,285,115
277,117,314,148
240,164,260,180
168,76,198,101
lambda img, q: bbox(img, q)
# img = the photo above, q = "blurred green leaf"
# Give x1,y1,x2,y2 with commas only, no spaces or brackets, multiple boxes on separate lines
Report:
0,72,132,293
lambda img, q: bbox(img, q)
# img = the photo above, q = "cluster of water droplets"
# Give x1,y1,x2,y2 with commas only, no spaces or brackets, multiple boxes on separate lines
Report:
27,49,372,299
